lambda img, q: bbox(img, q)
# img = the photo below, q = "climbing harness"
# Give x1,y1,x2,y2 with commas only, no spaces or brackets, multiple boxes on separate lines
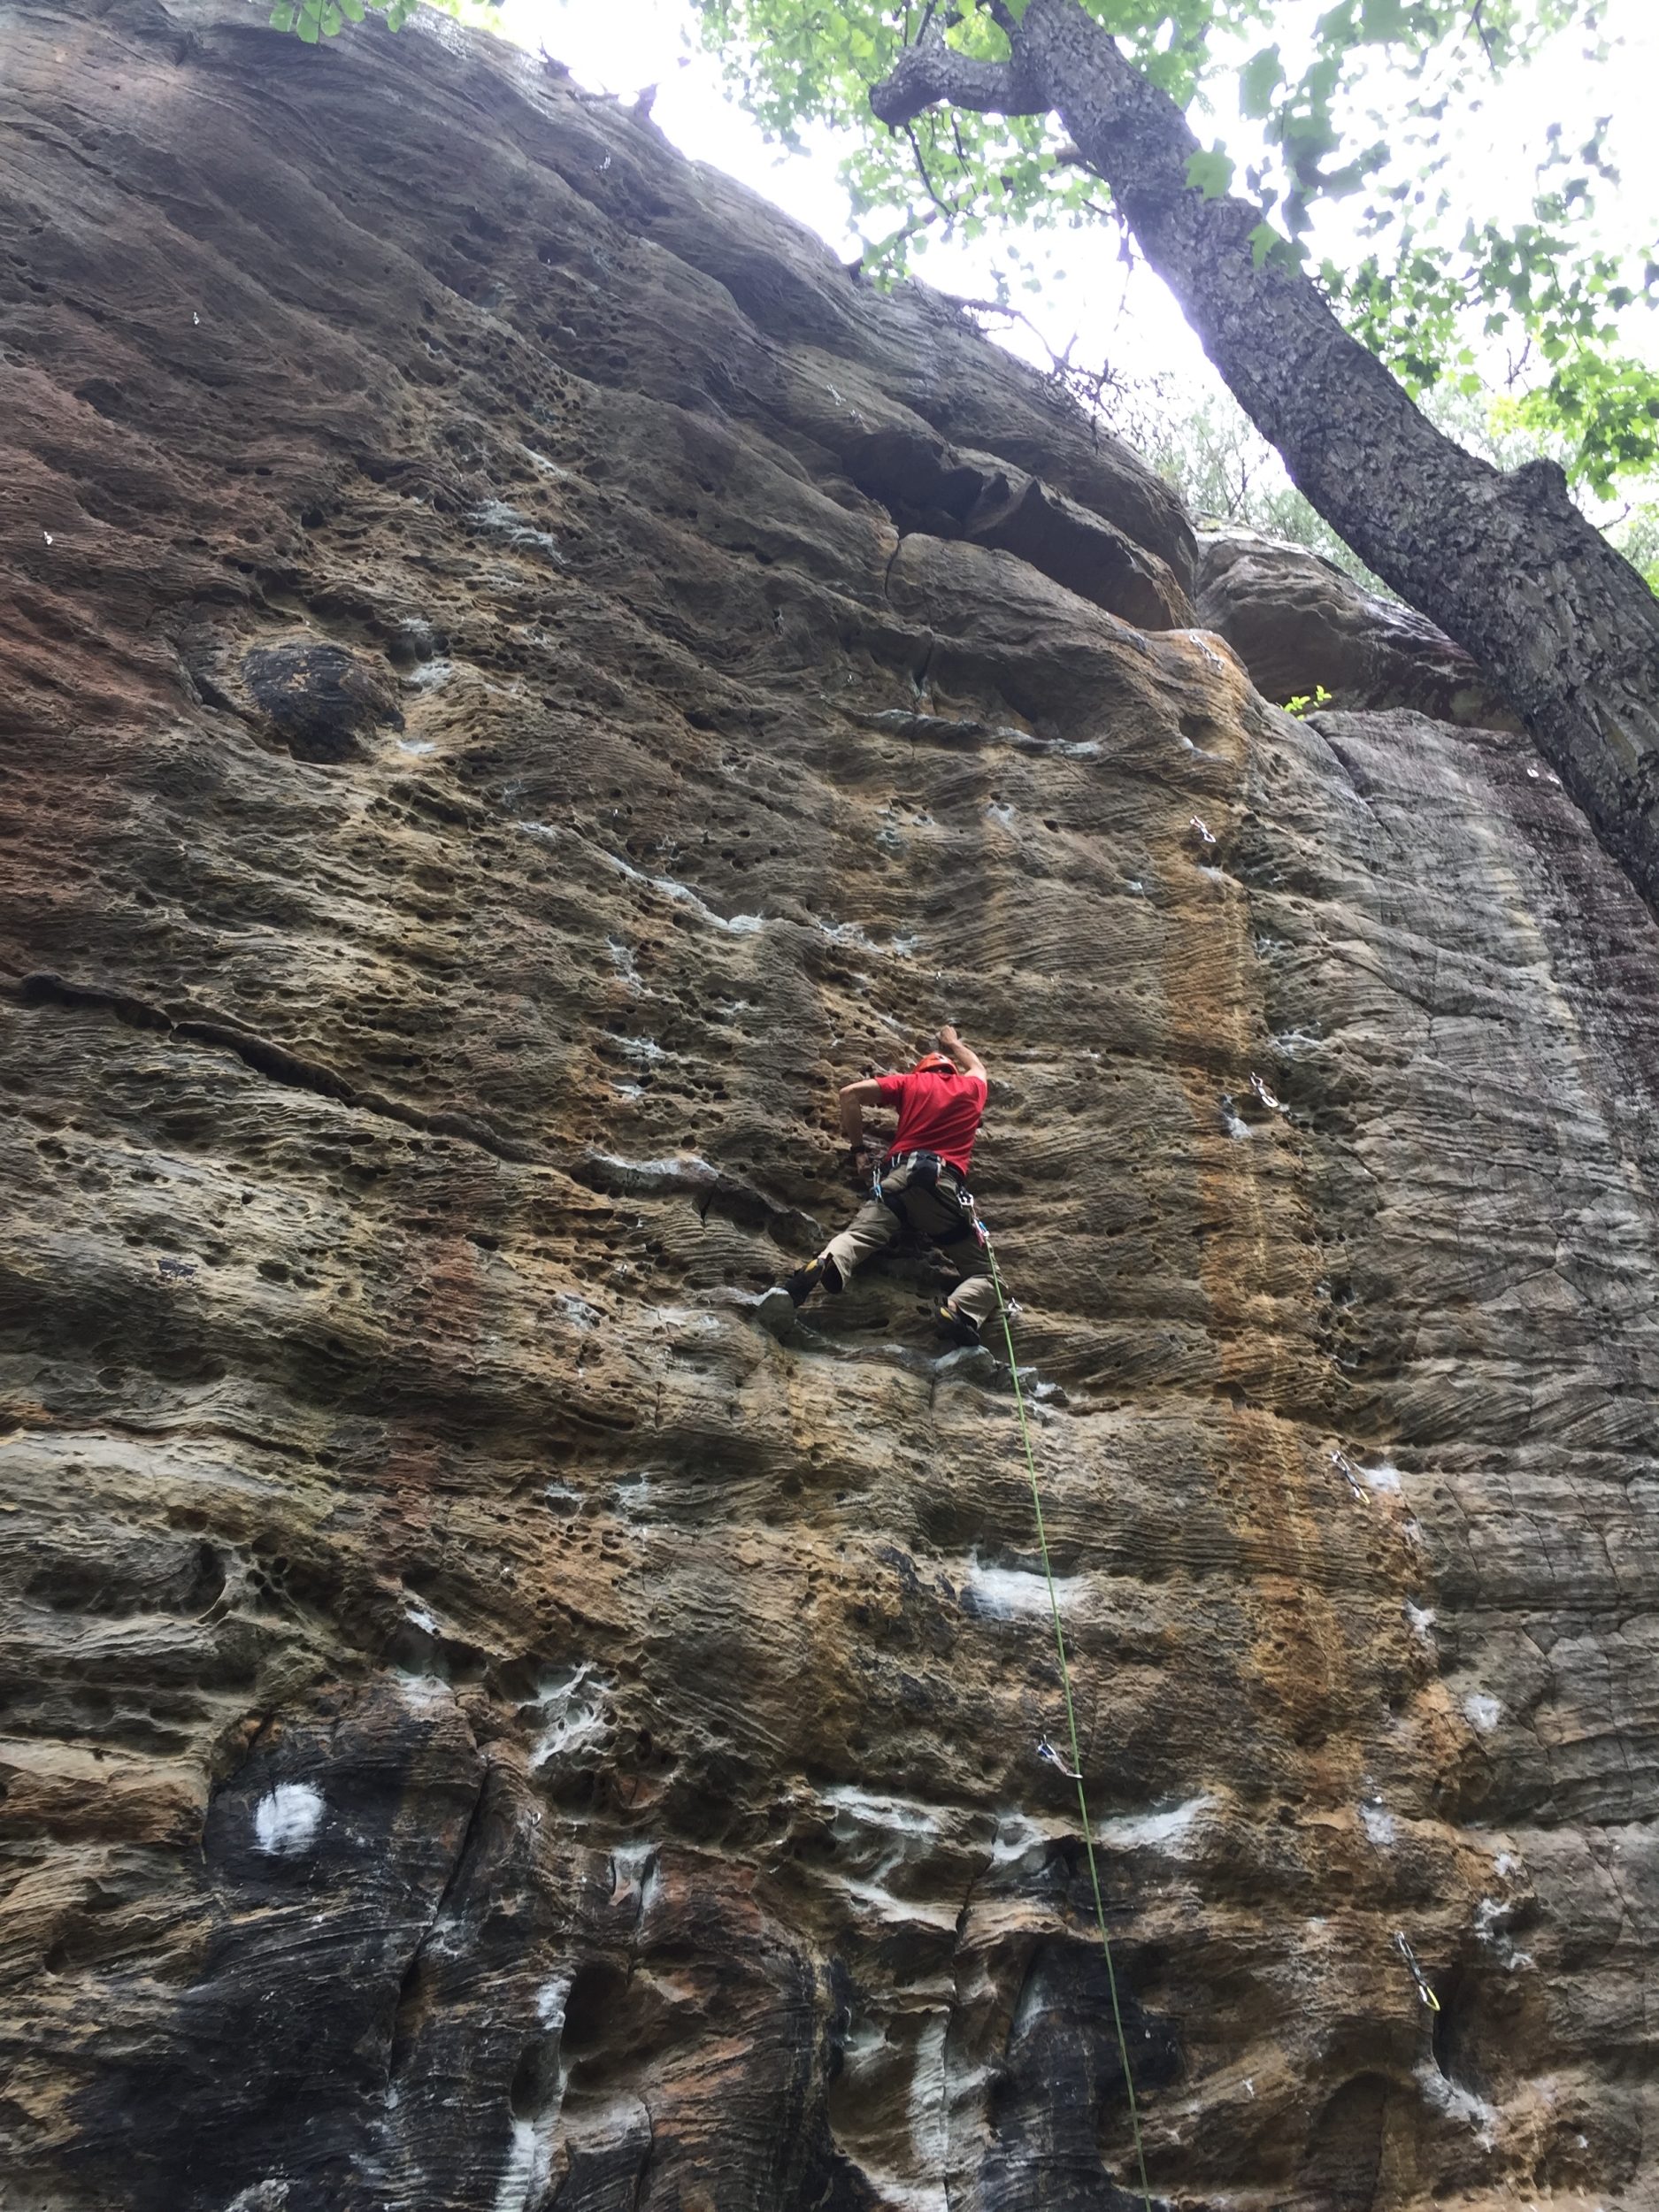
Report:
875,1151,979,1247
980,1221,1156,2212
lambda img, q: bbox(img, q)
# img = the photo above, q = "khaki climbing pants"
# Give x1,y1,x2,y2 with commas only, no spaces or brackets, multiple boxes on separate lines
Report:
822,1156,1000,1328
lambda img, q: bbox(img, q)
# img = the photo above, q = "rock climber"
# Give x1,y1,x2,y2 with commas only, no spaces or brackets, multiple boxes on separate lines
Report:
758,1025,1001,1347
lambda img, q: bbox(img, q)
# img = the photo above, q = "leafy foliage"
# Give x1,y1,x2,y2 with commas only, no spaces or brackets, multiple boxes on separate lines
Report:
1326,96,1659,490
1501,351,1659,499
267,0,486,42
680,0,1656,494
1284,684,1335,715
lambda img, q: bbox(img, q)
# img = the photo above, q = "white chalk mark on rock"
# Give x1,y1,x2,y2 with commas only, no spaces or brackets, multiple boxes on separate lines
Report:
906,2012,951,2212
253,1782,324,1857
1094,1795,1212,1852
1361,1801,1397,1848
1463,1692,1502,1733
964,1552,1080,1618
525,1662,611,1770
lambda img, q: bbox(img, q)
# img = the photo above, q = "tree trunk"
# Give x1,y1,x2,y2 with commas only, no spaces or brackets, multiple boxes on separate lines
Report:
872,0,1659,918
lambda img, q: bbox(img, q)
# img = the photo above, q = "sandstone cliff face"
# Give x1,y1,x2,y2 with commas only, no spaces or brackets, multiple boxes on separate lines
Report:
3,9,1658,2211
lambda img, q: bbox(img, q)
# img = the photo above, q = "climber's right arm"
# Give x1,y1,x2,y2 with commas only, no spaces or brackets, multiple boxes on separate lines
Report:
838,1078,886,1155
938,1025,987,1081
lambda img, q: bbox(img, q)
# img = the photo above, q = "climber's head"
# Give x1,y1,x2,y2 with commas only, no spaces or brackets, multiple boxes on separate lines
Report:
911,1051,956,1078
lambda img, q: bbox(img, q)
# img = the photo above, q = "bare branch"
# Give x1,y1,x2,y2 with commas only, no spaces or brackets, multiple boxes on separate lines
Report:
937,288,1049,342
933,287,1125,419
904,121,960,226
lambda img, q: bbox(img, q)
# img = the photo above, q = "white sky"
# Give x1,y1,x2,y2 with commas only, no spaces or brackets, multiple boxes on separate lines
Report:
490,0,1659,401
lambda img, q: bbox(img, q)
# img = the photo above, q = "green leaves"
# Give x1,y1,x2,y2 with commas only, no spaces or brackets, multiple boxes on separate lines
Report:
268,0,480,41
268,0,342,37
1243,223,1308,274
1285,685,1334,716
1238,45,1282,123
1505,353,1659,498
1185,146,1235,201
1357,0,1409,41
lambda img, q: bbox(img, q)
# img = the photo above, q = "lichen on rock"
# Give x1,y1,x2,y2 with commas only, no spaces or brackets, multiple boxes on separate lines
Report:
3,7,1658,2211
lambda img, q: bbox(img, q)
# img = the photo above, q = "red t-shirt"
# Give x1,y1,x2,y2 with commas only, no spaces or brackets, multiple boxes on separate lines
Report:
876,1069,987,1176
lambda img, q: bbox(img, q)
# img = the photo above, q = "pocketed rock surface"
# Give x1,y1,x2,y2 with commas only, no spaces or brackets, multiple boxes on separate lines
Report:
3,8,1658,2209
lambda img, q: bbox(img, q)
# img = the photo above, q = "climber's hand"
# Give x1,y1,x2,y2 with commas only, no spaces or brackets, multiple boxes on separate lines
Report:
936,1025,987,1081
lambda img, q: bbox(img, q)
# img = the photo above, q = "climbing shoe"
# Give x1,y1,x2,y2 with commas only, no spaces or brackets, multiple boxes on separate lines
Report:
783,1256,842,1306
757,1256,842,1340
934,1302,983,1349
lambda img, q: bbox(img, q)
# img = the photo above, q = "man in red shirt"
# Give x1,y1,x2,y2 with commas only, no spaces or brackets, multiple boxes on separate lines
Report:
759,1025,1000,1347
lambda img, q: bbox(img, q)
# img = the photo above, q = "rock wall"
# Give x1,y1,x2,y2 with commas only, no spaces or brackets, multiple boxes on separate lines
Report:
1194,528,1519,730
3,7,1658,2209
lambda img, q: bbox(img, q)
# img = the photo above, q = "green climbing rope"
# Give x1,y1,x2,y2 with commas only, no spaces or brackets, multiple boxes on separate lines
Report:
980,1228,1156,2212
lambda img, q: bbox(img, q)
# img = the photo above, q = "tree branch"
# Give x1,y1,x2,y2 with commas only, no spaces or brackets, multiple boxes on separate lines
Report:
870,27,1041,127
905,120,957,222
1467,0,1499,71
937,289,1125,418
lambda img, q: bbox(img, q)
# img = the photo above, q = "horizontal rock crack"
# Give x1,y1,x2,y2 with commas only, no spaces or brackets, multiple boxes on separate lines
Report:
12,972,537,1164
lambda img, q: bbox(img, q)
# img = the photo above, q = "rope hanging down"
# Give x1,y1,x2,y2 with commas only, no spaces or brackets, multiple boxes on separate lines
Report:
981,1225,1156,2212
